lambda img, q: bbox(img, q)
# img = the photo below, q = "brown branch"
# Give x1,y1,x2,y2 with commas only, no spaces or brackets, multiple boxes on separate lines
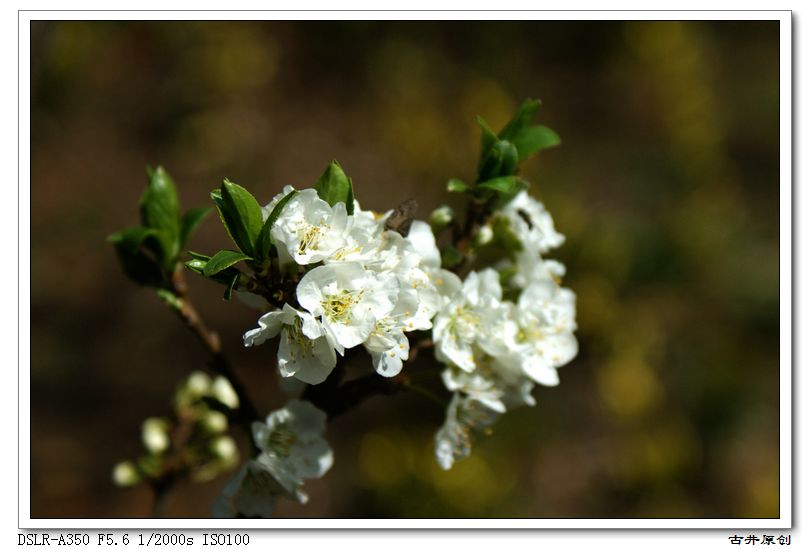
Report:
450,198,490,277
168,268,261,438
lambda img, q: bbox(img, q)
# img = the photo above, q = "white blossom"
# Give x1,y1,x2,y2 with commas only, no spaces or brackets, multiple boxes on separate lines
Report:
510,278,578,385
435,393,499,470
297,262,399,349
243,304,339,385
251,400,334,504
363,290,420,377
498,190,564,255
432,269,502,372
271,188,350,265
212,456,283,518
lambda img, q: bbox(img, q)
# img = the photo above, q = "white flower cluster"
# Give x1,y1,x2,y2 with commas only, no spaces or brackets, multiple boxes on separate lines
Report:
432,190,578,469
213,399,332,517
243,186,452,384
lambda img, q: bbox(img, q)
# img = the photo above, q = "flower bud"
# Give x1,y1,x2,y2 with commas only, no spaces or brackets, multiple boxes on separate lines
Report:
141,417,170,454
112,461,140,487
186,371,212,398
211,376,239,409
200,410,228,434
473,224,494,246
210,436,238,465
429,205,454,232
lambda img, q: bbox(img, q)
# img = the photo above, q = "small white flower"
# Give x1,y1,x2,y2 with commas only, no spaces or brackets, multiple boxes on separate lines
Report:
251,400,334,503
297,262,399,349
441,365,506,413
363,290,421,377
243,304,339,385
511,250,567,289
441,350,537,414
435,393,499,470
432,269,502,372
510,279,578,385
499,190,565,255
212,457,283,518
406,220,441,270
271,188,350,265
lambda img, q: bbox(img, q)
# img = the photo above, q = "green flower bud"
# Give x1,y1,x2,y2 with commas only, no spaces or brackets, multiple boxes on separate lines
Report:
186,371,212,398
210,436,239,465
211,376,239,409
200,410,228,434
112,461,141,487
429,205,454,232
473,224,494,246
141,417,171,454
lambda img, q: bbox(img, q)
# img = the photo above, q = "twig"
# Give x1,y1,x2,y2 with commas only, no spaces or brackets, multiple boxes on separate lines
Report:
168,268,261,438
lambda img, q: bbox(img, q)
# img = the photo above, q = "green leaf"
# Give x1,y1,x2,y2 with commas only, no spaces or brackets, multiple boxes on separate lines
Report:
441,247,464,269
139,166,181,263
511,125,560,161
477,176,520,194
185,257,207,276
203,250,252,277
187,251,211,262
477,140,519,182
314,160,354,212
185,251,244,287
155,288,183,311
498,99,541,142
108,227,165,286
180,207,212,246
345,177,355,216
223,272,240,301
256,190,298,261
107,226,160,251
476,116,498,157
212,179,263,256
447,178,470,193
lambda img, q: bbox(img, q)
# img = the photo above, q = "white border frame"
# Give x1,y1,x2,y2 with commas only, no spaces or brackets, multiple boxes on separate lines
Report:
17,10,792,530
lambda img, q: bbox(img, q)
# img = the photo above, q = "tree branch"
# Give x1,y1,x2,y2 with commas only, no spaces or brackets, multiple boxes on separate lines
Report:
168,268,261,438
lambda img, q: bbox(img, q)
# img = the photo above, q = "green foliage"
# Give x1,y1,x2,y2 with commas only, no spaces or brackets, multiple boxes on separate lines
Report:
107,227,165,287
315,160,355,215
510,125,560,162
452,99,560,206
109,166,211,288
184,251,243,300
477,140,518,183
203,250,252,277
441,247,464,269
447,178,470,193
212,179,264,257
140,166,181,265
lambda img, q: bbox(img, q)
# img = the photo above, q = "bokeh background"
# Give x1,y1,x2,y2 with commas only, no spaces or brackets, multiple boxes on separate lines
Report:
30,20,781,518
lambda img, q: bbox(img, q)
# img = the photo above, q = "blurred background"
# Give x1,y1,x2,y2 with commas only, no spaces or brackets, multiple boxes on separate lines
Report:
29,20,780,518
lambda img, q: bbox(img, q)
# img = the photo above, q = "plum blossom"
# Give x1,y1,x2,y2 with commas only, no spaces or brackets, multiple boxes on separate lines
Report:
497,190,565,255
296,262,399,349
271,188,350,265
432,269,502,372
214,399,334,516
435,393,499,471
243,304,340,385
